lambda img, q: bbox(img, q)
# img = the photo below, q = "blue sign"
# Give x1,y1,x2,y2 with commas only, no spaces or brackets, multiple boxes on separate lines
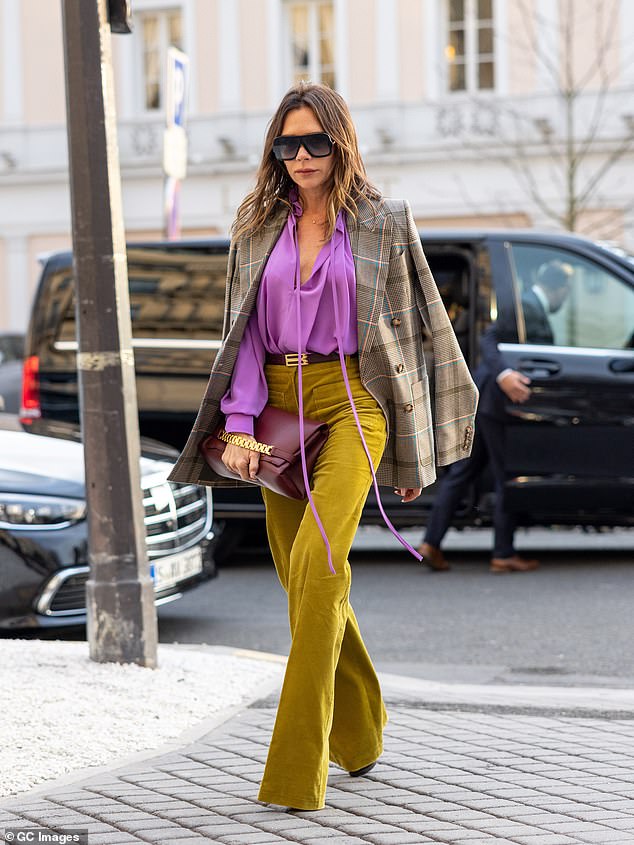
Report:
166,47,189,129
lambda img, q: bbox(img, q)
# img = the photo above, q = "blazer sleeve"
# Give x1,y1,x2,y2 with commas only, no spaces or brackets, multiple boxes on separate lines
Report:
400,199,479,466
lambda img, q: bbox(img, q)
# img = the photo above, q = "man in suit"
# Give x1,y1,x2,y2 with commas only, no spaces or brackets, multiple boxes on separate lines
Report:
419,259,572,573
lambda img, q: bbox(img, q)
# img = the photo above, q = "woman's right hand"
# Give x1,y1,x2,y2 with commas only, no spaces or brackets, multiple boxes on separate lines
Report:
222,434,260,481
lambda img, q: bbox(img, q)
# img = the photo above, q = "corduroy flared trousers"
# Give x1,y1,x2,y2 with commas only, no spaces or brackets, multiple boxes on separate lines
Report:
257,358,388,811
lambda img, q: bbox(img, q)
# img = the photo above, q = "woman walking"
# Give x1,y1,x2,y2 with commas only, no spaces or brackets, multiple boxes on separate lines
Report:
168,82,478,811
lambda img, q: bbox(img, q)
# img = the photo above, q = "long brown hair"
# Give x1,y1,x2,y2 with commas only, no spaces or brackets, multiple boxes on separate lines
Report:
232,82,381,241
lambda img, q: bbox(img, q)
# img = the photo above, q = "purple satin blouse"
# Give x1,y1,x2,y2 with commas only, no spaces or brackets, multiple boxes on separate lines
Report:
220,195,357,435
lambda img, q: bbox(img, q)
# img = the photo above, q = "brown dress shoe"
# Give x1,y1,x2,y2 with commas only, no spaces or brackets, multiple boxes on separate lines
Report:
418,542,450,571
490,555,540,573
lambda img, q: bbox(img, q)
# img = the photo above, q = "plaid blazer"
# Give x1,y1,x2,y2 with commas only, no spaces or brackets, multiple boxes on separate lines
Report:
167,195,478,489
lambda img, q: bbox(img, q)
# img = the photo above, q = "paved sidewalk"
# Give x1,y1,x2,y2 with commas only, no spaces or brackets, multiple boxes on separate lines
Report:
3,668,634,845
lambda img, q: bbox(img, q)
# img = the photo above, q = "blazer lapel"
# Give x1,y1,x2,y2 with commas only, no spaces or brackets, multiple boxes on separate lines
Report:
348,196,392,363
238,210,287,303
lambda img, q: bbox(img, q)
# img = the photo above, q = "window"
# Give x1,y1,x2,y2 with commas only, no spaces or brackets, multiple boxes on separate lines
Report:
139,9,183,110
286,1,335,89
445,0,495,93
508,244,634,350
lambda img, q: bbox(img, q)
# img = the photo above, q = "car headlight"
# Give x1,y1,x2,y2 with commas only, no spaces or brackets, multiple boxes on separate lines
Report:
0,494,87,529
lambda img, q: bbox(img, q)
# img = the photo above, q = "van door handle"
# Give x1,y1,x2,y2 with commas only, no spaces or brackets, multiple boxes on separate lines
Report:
609,358,634,373
518,358,561,377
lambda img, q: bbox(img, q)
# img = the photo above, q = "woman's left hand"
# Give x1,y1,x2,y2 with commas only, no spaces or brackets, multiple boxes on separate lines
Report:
394,487,423,502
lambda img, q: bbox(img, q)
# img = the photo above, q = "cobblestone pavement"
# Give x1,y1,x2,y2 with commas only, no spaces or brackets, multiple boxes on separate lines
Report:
3,675,634,845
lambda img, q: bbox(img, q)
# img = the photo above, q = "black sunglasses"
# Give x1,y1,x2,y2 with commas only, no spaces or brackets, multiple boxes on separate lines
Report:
272,132,334,161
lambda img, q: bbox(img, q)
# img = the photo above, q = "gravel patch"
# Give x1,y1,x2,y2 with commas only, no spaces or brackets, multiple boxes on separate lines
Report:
1,639,283,798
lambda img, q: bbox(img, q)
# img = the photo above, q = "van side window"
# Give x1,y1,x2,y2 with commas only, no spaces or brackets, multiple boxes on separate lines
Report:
56,251,228,347
509,244,634,350
425,248,480,361
427,256,470,355
50,250,229,375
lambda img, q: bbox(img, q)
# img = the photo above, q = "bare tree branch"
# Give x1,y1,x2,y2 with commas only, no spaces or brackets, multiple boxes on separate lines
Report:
575,0,620,91
514,0,560,87
435,0,632,239
494,0,632,234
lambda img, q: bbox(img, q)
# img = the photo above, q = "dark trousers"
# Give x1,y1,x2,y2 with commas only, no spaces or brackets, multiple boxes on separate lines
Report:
424,414,515,559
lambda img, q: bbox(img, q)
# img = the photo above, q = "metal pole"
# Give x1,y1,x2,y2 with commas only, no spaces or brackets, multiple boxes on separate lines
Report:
61,0,158,667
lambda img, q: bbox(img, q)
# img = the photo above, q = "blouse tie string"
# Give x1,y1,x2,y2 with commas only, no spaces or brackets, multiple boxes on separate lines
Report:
328,216,423,563
293,214,336,575
290,201,423,574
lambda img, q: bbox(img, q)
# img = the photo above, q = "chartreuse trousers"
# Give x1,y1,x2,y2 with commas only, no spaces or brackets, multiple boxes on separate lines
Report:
257,357,388,811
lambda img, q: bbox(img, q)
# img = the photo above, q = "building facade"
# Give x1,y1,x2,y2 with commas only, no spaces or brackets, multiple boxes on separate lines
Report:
1,0,633,331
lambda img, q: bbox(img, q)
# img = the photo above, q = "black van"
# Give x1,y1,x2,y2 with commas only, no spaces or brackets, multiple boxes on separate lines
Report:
20,230,634,557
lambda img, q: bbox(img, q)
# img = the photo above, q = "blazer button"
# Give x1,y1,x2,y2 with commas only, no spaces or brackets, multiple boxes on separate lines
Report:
404,403,414,413
391,317,401,327
395,363,404,374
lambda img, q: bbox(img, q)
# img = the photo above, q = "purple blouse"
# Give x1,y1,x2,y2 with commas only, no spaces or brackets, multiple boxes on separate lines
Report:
220,195,357,435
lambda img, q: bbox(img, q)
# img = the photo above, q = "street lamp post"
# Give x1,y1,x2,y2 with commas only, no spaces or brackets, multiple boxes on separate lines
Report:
61,0,158,666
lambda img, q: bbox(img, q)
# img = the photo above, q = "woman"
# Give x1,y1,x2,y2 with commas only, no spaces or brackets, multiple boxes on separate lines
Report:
168,82,478,811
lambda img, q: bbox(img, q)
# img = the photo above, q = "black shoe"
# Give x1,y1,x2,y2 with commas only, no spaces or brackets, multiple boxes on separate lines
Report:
349,761,377,777
286,806,321,812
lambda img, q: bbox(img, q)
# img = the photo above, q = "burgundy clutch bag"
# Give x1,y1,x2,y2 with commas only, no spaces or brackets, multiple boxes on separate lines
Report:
198,405,329,500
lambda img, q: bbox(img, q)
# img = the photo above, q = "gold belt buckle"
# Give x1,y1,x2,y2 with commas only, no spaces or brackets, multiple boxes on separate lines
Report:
284,353,309,366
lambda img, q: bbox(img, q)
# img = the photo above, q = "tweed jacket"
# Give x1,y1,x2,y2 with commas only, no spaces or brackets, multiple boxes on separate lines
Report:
167,195,478,490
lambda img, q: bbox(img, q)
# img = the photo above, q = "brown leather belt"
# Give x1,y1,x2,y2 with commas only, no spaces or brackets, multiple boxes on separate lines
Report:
265,352,357,367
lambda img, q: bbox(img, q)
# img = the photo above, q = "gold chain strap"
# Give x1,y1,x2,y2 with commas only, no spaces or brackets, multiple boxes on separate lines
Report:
218,429,273,456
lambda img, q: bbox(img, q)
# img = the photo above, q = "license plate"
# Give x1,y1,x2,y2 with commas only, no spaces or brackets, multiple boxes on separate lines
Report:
150,546,203,592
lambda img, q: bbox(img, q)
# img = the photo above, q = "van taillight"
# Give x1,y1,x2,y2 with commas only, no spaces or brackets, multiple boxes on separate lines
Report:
20,355,41,424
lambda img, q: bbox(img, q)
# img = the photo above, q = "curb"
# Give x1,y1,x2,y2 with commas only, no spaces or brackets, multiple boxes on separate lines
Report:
1,645,286,808
379,670,634,714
